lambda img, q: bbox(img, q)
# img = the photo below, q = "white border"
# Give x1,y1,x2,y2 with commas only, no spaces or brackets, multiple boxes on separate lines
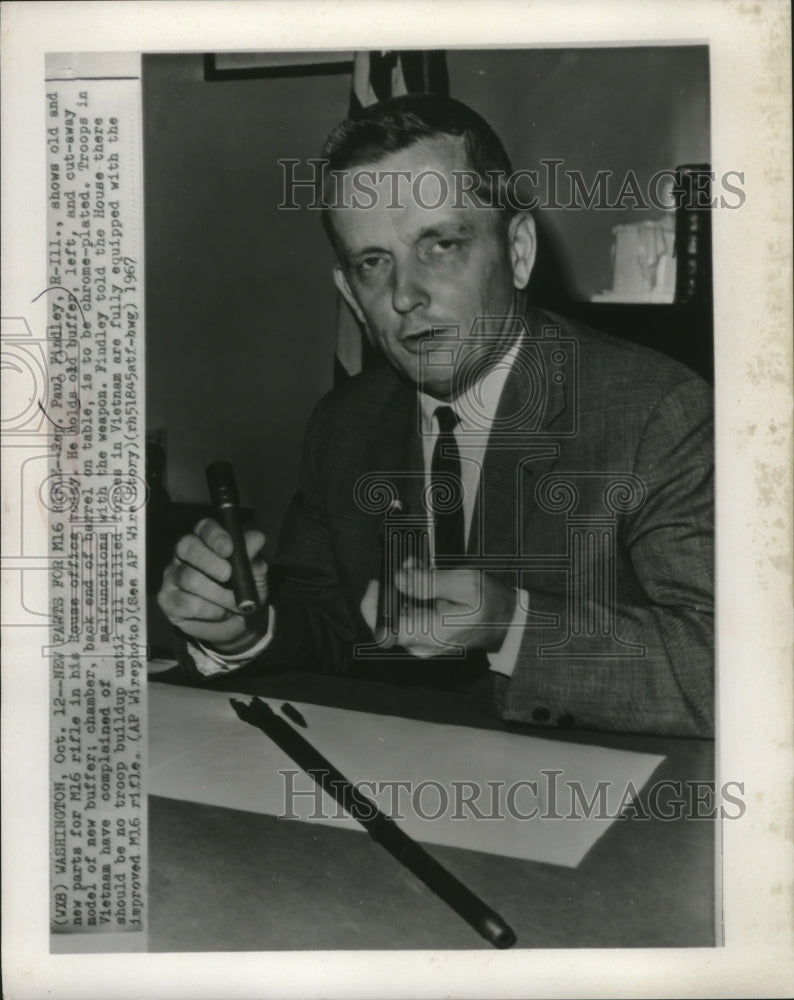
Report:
2,1,792,997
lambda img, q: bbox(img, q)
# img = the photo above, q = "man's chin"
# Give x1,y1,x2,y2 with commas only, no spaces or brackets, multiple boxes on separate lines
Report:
378,345,457,397
414,374,454,400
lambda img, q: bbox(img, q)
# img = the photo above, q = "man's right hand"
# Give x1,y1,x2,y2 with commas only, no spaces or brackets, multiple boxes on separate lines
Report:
157,518,269,655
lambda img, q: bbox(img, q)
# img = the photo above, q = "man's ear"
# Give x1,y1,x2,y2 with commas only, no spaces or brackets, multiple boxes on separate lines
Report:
333,264,367,326
508,212,537,290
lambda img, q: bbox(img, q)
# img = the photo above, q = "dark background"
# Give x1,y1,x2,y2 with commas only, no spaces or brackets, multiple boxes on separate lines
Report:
143,47,710,551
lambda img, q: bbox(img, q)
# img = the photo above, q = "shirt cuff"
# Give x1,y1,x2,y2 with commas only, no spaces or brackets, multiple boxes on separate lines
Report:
191,607,276,677
487,589,529,678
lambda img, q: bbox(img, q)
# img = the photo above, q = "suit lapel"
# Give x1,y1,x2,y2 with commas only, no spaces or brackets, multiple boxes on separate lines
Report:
472,306,571,562
364,377,426,519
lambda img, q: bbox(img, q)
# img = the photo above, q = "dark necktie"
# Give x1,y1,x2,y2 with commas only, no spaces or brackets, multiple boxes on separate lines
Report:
431,406,465,558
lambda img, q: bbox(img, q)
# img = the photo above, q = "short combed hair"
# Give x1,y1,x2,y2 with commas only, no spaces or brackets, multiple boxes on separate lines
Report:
320,93,515,250
321,92,513,179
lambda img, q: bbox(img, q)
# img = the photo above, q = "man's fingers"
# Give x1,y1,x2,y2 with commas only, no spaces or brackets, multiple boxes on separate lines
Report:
244,529,266,560
402,643,440,659
395,614,443,657
194,519,265,563
395,564,434,601
158,519,271,640
360,578,379,633
158,560,239,620
172,562,241,612
431,568,480,604
194,517,235,558
174,529,231,583
395,562,478,606
160,585,233,623
241,530,268,602
172,523,267,586
393,603,443,648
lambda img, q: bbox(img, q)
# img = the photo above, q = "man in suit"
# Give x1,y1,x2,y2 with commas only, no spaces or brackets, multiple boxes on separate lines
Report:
158,94,713,737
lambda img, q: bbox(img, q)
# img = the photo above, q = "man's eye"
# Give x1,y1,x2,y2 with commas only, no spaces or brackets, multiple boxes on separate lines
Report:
430,239,459,255
356,256,386,278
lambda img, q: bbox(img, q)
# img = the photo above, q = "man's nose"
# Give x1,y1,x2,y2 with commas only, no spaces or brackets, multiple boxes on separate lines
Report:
391,257,429,314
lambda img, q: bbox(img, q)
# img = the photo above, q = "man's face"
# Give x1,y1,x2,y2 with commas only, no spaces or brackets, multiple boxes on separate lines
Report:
329,136,534,399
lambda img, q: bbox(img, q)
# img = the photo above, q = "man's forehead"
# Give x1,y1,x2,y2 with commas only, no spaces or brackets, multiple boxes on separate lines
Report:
349,133,470,179
331,134,473,210
328,134,500,249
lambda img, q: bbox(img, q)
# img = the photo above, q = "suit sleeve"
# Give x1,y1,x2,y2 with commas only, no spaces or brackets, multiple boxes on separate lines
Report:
173,398,359,682
257,398,362,673
498,377,714,737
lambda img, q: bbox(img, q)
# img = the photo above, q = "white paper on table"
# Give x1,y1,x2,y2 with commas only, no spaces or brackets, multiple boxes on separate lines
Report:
148,682,665,868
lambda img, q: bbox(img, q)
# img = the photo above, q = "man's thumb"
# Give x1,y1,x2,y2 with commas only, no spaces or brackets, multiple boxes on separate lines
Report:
244,530,268,602
360,578,379,633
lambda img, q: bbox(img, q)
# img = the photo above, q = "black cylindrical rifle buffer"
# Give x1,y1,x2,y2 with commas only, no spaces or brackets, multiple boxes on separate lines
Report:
206,461,259,614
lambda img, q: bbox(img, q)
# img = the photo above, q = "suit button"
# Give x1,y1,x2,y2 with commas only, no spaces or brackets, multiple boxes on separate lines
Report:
532,707,551,722
557,713,575,728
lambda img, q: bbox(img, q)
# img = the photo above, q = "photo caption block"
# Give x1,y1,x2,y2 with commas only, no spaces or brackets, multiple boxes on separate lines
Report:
44,55,147,939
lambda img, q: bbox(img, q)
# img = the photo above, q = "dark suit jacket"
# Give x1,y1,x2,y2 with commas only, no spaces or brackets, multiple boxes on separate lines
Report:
184,304,714,738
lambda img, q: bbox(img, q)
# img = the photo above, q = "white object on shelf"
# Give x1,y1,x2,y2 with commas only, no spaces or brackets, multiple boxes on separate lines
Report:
593,218,676,304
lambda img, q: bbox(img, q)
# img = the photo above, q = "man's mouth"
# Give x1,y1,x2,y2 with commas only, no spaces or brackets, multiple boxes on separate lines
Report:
398,325,458,347
398,329,431,348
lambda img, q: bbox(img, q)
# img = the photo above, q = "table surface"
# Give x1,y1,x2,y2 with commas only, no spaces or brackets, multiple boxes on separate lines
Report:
147,668,716,951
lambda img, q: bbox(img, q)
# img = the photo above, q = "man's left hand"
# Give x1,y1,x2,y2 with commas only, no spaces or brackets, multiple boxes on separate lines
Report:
391,558,516,659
